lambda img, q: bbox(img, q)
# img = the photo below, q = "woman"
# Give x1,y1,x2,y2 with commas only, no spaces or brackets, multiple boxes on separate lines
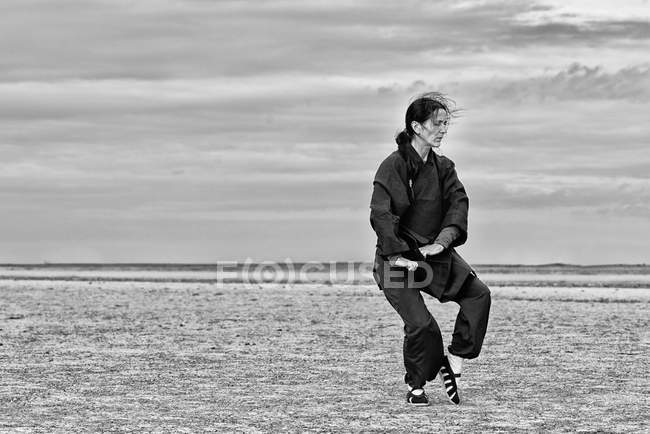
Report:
370,92,491,406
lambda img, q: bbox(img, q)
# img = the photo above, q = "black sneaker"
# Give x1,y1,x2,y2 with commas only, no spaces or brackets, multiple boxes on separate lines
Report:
406,388,430,406
439,356,460,405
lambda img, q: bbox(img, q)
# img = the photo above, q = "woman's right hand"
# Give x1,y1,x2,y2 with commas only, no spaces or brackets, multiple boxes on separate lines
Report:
388,255,419,271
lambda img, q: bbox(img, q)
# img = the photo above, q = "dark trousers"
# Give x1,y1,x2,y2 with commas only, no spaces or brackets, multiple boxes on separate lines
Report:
383,273,491,389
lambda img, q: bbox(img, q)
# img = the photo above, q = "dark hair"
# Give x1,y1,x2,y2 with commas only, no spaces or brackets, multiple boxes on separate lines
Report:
395,92,457,179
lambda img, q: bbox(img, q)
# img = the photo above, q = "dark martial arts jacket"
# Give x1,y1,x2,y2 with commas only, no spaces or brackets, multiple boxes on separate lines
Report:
370,144,474,299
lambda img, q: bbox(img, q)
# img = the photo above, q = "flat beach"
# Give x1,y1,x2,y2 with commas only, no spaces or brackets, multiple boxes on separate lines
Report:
1,268,649,432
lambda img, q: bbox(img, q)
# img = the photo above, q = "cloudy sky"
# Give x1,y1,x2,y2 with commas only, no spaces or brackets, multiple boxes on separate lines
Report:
1,0,648,264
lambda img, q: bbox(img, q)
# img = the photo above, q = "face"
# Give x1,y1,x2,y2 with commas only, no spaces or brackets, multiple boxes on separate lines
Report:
415,109,449,147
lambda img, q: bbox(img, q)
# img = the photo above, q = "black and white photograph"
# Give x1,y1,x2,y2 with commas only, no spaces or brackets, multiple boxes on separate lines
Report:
1,0,648,432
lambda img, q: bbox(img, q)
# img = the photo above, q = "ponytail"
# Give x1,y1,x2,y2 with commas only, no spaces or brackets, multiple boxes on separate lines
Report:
395,129,419,203
395,129,411,147
395,129,418,174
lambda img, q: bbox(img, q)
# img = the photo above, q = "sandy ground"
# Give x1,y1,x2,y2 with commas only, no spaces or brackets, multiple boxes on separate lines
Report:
1,281,648,433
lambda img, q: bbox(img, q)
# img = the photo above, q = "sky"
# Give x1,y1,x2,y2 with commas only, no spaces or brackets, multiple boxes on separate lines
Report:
0,0,649,264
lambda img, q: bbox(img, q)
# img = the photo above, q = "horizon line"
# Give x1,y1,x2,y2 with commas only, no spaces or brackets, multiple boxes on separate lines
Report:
0,262,648,268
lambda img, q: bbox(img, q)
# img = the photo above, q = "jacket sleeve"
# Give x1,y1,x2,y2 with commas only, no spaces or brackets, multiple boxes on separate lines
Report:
439,157,469,247
369,157,411,257
433,225,461,249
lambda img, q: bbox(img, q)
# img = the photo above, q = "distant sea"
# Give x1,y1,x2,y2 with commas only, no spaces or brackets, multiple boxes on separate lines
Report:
1,263,649,288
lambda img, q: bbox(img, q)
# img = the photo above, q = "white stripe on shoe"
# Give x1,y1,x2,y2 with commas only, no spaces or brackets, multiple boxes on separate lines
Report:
439,356,460,405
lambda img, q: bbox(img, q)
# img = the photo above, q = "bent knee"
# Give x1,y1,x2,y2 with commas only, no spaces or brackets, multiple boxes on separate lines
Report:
472,277,491,298
404,317,440,336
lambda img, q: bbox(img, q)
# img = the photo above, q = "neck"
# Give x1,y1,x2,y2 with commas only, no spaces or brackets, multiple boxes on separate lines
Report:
410,136,431,162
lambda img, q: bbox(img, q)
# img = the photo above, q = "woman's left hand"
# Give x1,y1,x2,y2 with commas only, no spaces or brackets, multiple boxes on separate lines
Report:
419,243,445,257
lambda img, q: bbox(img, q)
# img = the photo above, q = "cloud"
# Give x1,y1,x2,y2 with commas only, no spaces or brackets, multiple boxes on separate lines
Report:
1,0,647,82
516,0,650,24
398,63,650,105
476,63,650,103
0,0,648,262
594,202,650,219
504,20,650,47
466,172,650,212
